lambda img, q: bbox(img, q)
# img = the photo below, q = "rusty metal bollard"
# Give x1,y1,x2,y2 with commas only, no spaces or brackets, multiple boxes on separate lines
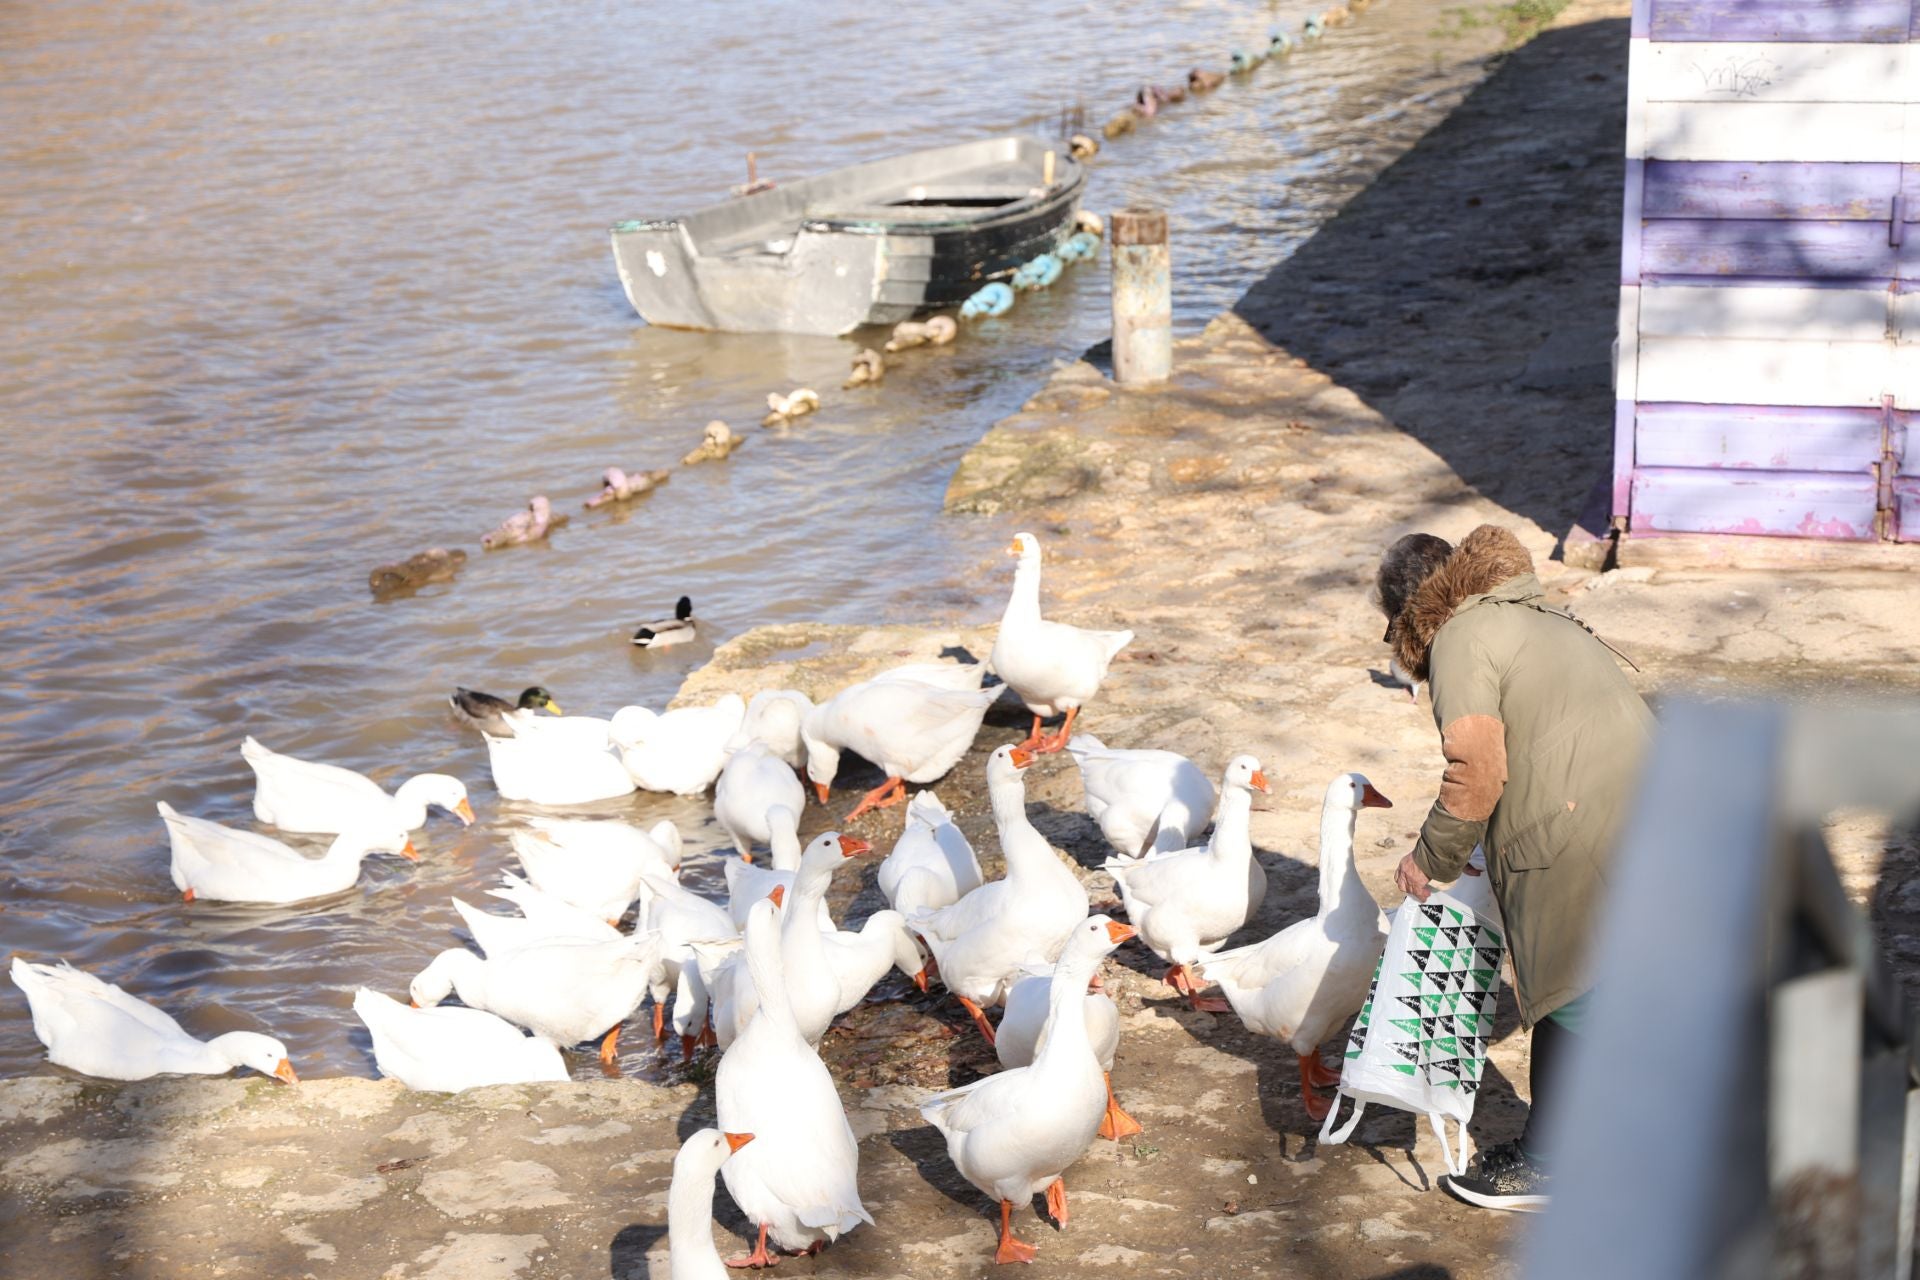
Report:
1110,207,1171,385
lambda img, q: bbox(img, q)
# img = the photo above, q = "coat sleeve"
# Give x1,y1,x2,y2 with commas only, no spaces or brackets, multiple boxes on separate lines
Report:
1411,628,1508,883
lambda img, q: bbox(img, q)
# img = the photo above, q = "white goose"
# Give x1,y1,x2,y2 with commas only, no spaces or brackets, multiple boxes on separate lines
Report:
715,896,872,1267
486,870,627,940
920,915,1134,1264
10,957,298,1084
987,532,1132,754
802,662,999,821
158,802,415,904
713,743,806,856
452,894,620,957
667,1129,756,1280
702,833,870,1048
352,987,567,1091
1104,755,1271,1009
725,689,815,770
823,910,928,1014
1065,733,1214,857
508,817,679,922
409,931,661,1066
723,806,831,930
877,790,983,915
909,745,1089,1044
995,964,1140,1141
483,722,636,806
1201,772,1393,1121
610,694,746,795
635,863,737,1052
242,736,474,834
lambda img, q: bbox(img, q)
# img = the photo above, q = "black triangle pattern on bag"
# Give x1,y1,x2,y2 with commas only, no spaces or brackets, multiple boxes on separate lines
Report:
1398,995,1424,1014
1408,949,1431,971
1420,903,1445,925
1393,1041,1419,1063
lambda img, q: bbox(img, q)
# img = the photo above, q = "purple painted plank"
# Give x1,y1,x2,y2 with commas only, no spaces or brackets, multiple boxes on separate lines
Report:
1897,481,1920,542
1643,162,1899,222
1613,400,1636,522
1635,403,1885,472
1640,218,1900,280
1632,0,1651,36
1902,166,1920,218
1631,467,1879,538
1621,160,1645,286
1649,0,1911,42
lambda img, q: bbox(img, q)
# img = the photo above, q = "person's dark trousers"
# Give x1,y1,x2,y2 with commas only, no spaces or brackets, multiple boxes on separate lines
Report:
1518,1013,1577,1168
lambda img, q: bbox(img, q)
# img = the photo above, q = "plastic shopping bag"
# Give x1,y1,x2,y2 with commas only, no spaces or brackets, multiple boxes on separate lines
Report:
1318,853,1504,1176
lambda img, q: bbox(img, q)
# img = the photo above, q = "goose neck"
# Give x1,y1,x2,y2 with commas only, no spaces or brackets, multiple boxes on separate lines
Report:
1002,558,1042,625
1032,956,1097,1071
667,1153,728,1279
1208,786,1253,861
1317,803,1366,915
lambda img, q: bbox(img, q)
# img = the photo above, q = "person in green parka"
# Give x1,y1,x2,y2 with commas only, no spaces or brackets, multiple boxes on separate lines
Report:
1376,524,1653,1212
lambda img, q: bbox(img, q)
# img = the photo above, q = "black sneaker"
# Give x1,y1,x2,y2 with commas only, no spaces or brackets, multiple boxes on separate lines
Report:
1440,1140,1550,1213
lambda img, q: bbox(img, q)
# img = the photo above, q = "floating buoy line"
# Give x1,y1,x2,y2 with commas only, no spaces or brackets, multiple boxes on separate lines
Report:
368,6,1384,604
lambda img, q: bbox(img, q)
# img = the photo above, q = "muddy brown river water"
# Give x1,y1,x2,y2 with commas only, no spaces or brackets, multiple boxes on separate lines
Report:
0,0,1499,1078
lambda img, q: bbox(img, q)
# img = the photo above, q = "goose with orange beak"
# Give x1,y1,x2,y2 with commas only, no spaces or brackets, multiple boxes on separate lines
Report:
666,1128,756,1280
159,801,416,905
988,531,1132,755
241,736,473,836
1201,772,1394,1122
921,916,1136,1265
1103,755,1273,1010
907,746,1090,1045
801,660,999,823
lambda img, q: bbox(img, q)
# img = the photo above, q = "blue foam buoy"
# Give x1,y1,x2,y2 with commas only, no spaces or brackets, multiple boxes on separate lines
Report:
960,281,1015,319
1058,231,1100,263
1011,253,1063,291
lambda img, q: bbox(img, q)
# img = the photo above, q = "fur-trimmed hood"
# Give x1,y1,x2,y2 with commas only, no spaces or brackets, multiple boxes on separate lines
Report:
1390,524,1535,681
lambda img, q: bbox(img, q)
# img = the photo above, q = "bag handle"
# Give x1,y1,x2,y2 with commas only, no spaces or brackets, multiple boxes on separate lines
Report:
1428,1112,1469,1178
1318,1092,1366,1146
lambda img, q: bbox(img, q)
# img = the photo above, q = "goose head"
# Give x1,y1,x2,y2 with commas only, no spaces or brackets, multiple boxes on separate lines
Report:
1059,913,1137,971
528,495,553,524
1327,772,1392,811
986,743,1035,789
797,832,872,884
800,707,842,799
408,948,478,1008
676,1128,754,1182
1006,531,1041,566
210,1032,298,1084
394,774,475,826
336,827,418,863
1220,755,1272,796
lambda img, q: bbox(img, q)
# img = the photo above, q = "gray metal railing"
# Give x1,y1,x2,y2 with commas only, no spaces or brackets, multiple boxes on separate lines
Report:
1523,699,1920,1280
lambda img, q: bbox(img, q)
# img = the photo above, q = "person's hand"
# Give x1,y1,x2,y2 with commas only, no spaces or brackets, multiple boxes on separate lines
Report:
1396,852,1431,902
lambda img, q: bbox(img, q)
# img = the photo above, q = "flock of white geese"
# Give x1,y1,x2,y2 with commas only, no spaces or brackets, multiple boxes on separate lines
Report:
11,530,1398,1269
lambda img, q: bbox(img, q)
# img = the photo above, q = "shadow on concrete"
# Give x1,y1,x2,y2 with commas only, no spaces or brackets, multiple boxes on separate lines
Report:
1233,17,1631,542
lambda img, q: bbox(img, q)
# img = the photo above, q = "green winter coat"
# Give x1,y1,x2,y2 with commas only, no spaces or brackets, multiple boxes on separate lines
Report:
1390,525,1654,1025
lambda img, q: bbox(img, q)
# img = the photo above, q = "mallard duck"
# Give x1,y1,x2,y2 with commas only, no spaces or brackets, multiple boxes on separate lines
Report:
585,466,670,509
158,802,415,904
1068,133,1098,160
988,531,1132,754
668,1129,756,1280
1064,732,1213,857
353,988,567,1091
482,495,565,549
878,789,983,916
920,916,1133,1264
1188,67,1226,93
715,896,872,1266
1103,755,1272,1009
632,596,696,649
842,348,885,388
11,958,297,1084
801,661,999,821
682,419,741,465
242,736,473,834
908,745,1089,1043
410,931,662,1066
1201,773,1392,1120
368,547,465,597
449,685,561,737
762,388,820,426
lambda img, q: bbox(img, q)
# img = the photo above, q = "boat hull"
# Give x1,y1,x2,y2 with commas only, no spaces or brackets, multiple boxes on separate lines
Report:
611,137,1085,337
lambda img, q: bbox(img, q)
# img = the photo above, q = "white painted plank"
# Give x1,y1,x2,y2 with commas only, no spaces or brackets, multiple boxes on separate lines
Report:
1641,42,1909,105
1625,39,1650,162
1639,285,1891,342
1894,293,1920,346
1907,103,1920,166
1616,286,1642,401
1893,345,1920,410
1643,102,1905,163
1638,335,1892,407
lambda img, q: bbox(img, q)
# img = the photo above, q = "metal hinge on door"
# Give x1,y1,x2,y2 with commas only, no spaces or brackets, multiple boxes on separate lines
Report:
1875,393,1896,540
